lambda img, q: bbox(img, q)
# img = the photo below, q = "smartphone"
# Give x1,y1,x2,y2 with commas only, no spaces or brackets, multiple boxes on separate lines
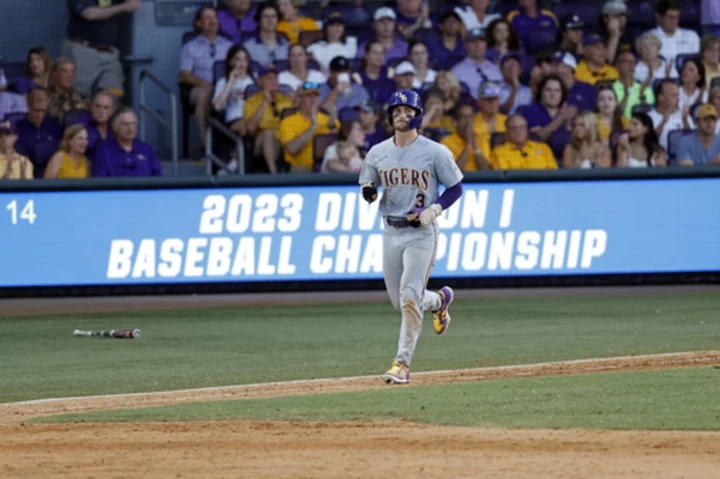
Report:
338,73,350,84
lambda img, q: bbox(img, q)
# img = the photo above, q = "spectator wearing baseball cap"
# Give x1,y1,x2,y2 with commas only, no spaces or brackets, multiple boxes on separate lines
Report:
319,56,370,113
474,81,507,162
395,0,434,41
498,54,533,115
675,104,720,166
307,13,358,75
441,102,489,171
558,14,585,60
358,8,409,65
553,52,597,113
0,122,33,180
218,0,257,43
508,0,558,53
353,43,397,106
648,0,700,69
612,49,656,119
575,34,619,86
356,99,387,149
243,65,293,174
600,0,632,63
276,0,320,45
451,28,502,101
280,81,339,173
427,10,466,62
391,60,421,97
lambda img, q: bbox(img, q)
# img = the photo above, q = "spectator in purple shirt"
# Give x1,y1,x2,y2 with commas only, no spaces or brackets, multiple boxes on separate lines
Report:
242,3,290,66
218,0,257,43
14,88,64,177
85,90,115,160
522,74,576,161
427,10,466,61
358,8,409,65
395,0,433,41
13,47,53,96
508,0,559,53
451,27,502,100
179,6,233,148
353,42,397,106
553,51,597,113
93,107,162,177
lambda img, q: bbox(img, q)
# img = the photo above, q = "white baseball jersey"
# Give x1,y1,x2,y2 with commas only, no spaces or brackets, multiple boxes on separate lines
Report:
359,135,464,217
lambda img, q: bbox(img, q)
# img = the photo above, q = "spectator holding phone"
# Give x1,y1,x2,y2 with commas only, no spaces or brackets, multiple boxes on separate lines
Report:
319,56,370,112
213,45,255,136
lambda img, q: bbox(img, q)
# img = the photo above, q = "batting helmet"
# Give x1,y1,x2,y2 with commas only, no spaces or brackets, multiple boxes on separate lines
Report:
387,89,423,129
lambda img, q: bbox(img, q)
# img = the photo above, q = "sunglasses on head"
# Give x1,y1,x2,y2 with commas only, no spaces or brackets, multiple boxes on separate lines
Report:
301,82,320,90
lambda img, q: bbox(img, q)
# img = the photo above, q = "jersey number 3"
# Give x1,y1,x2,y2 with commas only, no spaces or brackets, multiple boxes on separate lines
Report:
415,193,426,208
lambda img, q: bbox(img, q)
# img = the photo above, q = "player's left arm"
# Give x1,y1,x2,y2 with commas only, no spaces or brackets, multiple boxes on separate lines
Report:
359,149,381,203
418,145,464,226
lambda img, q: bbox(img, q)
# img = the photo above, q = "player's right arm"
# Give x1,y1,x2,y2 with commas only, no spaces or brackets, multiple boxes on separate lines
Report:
359,148,380,203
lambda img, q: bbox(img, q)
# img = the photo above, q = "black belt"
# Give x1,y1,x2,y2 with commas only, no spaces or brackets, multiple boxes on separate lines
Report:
385,216,413,228
68,37,114,53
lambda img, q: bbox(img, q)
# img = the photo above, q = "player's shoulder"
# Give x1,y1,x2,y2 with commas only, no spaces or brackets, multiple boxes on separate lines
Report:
366,137,395,158
419,135,454,158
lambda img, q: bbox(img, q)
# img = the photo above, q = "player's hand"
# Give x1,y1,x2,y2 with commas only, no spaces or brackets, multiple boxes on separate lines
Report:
361,183,377,203
124,0,141,12
419,204,443,226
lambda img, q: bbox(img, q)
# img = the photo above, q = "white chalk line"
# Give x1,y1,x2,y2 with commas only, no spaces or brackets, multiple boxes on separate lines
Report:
2,350,718,418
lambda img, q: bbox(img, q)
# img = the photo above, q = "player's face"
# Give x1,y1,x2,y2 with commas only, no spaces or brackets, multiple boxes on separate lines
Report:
392,105,416,132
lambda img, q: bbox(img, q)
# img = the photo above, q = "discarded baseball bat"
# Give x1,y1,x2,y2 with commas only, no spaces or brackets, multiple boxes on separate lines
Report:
73,328,141,339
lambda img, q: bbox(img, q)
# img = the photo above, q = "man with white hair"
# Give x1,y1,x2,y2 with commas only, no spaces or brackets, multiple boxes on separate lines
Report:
93,107,163,177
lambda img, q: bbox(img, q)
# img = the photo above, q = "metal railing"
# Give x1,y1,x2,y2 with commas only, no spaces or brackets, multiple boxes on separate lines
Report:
205,118,246,175
138,69,179,176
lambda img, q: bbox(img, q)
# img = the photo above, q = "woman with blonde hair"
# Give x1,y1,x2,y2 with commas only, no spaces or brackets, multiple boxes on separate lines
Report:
434,70,461,113
595,85,628,144
634,32,678,83
562,112,611,169
44,124,90,179
701,34,720,91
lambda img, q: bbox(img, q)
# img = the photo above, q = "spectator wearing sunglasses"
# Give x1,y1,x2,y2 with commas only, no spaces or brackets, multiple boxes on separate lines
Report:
451,28,502,101
180,6,233,148
280,82,339,173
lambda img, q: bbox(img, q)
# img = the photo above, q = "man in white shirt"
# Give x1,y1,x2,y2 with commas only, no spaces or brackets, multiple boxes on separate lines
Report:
648,79,694,151
454,0,500,31
648,0,700,67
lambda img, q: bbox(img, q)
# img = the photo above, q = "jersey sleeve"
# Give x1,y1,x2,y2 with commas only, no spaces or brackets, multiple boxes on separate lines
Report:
435,143,464,187
358,148,380,186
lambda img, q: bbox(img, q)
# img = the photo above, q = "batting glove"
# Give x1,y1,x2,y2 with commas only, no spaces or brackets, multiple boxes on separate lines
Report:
419,204,443,226
361,183,378,203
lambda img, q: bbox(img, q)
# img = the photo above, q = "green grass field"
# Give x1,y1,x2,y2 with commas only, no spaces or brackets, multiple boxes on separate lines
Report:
2,290,718,406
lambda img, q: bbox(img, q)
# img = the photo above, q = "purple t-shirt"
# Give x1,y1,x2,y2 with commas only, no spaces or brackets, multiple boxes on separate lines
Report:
566,80,597,113
521,103,570,164
86,121,113,161
364,127,388,150
358,38,409,64
427,35,466,62
451,57,503,99
12,77,41,95
217,8,257,43
358,67,396,106
93,138,163,177
14,116,64,176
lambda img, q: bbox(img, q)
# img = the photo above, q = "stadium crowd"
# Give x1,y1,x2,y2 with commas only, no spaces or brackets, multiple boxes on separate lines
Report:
1,0,720,179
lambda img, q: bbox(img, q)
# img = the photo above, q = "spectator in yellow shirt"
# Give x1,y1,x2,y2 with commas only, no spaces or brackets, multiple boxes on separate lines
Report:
575,34,619,85
44,124,91,179
419,87,455,140
491,115,558,170
276,0,320,44
441,102,490,171
0,122,33,180
280,82,339,173
474,80,507,160
244,65,293,174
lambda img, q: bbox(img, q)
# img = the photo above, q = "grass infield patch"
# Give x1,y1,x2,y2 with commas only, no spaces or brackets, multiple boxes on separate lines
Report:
36,367,720,431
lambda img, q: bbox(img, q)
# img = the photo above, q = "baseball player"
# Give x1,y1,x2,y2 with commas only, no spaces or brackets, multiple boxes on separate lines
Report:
359,89,464,385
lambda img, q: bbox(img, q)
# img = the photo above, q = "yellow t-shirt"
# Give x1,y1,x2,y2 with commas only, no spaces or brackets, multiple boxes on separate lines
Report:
575,61,619,86
441,133,480,171
0,153,33,180
473,113,507,160
243,92,294,135
424,115,455,133
490,140,558,170
57,151,90,179
277,17,320,44
280,111,339,170
596,114,630,143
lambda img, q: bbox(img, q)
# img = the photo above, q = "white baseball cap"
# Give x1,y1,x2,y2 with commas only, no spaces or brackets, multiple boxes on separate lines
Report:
374,7,396,21
554,51,578,70
393,60,415,76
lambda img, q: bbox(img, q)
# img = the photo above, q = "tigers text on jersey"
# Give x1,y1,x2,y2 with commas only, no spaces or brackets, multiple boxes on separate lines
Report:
359,135,464,217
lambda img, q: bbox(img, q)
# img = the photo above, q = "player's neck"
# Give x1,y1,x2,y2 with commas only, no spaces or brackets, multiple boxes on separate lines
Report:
394,129,419,148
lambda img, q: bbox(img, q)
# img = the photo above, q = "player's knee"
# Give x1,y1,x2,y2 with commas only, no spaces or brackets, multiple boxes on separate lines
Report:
400,285,422,308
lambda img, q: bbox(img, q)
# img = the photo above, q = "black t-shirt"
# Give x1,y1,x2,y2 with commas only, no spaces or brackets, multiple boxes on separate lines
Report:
66,0,122,46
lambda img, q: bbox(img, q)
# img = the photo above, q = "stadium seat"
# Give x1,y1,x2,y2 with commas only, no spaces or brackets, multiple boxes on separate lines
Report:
632,104,652,115
627,2,656,26
312,133,338,171
679,1,701,29
422,127,451,142
526,27,558,55
2,62,25,87
675,53,700,73
64,109,91,127
274,60,290,72
33,139,59,175
552,2,600,31
702,24,720,36
3,112,26,124
667,128,696,163
414,28,440,46
213,61,225,84
322,3,371,29
299,30,324,47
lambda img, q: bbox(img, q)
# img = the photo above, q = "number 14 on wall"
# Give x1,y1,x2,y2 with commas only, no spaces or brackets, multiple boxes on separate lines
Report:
6,200,37,225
